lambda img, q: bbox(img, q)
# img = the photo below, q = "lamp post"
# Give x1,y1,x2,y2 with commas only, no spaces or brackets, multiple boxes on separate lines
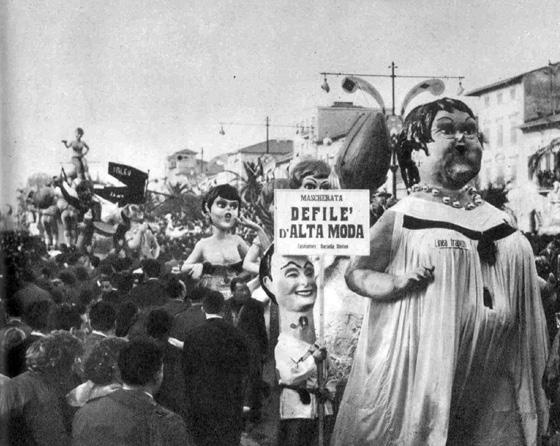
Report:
320,63,464,198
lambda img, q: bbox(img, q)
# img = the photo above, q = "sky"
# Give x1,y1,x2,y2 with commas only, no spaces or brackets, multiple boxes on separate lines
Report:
3,0,560,203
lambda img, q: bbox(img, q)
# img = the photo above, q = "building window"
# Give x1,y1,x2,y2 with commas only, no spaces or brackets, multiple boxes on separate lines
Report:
510,87,516,100
497,92,503,105
483,127,491,146
484,95,490,107
510,124,517,145
497,123,503,147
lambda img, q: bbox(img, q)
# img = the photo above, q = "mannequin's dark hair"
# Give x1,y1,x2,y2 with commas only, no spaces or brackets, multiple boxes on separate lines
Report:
203,184,241,213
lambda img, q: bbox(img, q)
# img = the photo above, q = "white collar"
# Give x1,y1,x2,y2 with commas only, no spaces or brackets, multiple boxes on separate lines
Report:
91,330,108,338
205,314,223,320
122,384,153,400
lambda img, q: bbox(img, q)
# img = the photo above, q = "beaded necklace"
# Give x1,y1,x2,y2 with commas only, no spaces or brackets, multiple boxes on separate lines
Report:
411,183,483,211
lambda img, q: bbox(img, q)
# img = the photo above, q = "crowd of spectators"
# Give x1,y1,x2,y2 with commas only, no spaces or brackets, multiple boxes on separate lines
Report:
6,180,560,444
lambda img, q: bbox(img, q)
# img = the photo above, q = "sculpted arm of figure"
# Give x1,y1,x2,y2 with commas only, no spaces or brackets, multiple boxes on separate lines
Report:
243,243,261,274
181,240,204,279
276,348,317,386
235,235,250,269
345,210,434,300
82,141,90,156
126,223,148,251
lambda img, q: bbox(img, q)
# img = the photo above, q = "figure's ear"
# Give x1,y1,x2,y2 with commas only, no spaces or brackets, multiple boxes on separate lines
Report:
262,275,273,295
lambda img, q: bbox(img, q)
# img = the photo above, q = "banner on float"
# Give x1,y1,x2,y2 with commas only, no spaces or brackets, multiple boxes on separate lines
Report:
274,189,370,256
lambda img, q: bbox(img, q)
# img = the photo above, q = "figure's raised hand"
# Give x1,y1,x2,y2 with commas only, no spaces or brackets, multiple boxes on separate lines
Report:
237,215,261,231
394,266,434,294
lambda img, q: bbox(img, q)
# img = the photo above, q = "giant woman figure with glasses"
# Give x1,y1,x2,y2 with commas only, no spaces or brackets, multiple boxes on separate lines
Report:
332,98,549,445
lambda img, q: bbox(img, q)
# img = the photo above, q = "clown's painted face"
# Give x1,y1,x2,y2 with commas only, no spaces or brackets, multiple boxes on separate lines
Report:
300,175,331,190
265,254,317,312
208,196,239,230
424,109,482,189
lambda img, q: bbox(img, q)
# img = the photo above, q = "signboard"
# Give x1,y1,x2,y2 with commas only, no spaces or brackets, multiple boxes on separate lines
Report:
106,162,148,205
274,189,370,256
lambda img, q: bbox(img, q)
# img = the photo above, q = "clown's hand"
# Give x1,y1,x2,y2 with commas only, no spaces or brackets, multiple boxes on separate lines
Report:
182,262,203,279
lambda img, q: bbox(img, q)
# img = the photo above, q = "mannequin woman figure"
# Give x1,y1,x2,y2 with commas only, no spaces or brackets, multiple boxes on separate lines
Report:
181,184,251,296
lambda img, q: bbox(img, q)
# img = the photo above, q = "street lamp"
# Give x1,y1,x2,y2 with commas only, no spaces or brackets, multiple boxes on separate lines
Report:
320,63,465,198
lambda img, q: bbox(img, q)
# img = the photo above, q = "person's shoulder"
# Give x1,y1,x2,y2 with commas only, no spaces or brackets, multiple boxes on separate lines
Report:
153,402,184,422
152,404,190,444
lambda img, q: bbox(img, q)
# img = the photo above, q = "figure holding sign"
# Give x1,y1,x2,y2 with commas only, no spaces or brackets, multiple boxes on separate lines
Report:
259,244,335,446
332,98,548,445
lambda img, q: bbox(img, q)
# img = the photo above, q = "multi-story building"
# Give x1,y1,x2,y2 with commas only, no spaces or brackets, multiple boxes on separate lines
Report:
225,139,293,180
165,148,202,185
466,62,560,189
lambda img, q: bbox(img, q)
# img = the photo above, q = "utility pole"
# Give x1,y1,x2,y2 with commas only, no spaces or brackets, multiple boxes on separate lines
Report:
390,61,397,115
265,116,270,154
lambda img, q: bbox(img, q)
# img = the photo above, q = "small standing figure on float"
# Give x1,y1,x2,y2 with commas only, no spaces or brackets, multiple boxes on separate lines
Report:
62,127,91,181
181,184,251,296
260,244,336,446
332,98,548,445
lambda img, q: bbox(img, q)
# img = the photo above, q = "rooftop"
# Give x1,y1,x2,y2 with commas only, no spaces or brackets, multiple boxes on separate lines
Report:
466,61,560,96
167,148,198,160
236,139,293,155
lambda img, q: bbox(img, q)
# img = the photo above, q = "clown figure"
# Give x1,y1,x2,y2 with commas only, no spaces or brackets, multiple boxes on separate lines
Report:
260,244,336,446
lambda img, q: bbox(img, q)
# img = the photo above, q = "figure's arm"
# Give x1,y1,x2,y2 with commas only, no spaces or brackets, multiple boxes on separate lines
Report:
236,235,250,260
345,210,434,301
82,141,90,156
181,240,204,279
276,345,317,386
243,243,261,274
61,140,70,148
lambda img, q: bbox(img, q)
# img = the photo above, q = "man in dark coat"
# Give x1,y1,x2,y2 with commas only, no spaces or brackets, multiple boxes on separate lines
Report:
72,338,191,446
223,276,268,420
182,290,250,446
0,331,83,446
128,259,168,309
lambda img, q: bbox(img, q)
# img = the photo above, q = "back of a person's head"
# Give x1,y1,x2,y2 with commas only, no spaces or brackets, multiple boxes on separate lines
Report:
24,299,52,331
26,330,83,375
118,338,163,386
84,337,128,385
90,301,117,332
101,290,122,307
190,285,210,303
142,259,161,278
146,309,173,340
58,269,77,286
5,297,24,318
75,266,90,282
78,289,95,307
112,271,134,294
165,276,185,300
115,302,139,338
202,290,225,315
48,303,82,331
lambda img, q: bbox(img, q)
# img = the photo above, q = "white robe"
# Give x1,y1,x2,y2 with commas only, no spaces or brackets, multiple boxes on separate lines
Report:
332,197,549,446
